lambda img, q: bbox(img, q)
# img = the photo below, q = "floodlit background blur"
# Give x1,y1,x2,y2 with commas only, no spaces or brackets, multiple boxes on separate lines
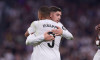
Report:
0,0,100,60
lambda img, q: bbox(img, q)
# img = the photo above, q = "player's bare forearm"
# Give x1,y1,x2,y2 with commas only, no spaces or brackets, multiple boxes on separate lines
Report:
95,24,100,32
95,24,100,46
95,24,100,39
25,31,29,37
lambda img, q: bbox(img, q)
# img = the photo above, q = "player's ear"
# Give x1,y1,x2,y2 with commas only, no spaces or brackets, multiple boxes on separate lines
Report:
50,12,53,18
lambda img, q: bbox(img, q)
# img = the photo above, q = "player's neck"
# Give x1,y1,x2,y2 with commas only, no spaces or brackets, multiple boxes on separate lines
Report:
41,17,51,20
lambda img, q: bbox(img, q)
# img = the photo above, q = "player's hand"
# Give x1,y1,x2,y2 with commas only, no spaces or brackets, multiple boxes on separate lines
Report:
96,37,100,46
44,31,55,41
95,37,100,46
95,24,100,32
52,26,63,36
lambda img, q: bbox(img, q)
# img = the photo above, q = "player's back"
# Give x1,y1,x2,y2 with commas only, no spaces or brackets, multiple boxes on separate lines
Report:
34,20,58,35
31,19,62,60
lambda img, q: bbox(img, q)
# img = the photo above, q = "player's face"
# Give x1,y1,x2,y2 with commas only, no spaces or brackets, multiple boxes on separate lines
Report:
50,11,62,23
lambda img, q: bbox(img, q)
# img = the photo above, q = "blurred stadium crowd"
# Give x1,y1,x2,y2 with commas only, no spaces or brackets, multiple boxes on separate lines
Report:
0,0,100,60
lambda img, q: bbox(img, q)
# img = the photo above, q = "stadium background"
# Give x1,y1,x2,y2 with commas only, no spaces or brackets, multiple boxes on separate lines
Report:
0,0,100,60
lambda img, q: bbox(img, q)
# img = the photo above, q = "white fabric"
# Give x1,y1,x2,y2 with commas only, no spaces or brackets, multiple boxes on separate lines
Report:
26,19,73,60
93,35,100,60
28,21,37,34
58,22,73,40
93,50,100,60
62,30,73,40
26,34,44,46
96,40,100,45
28,27,34,34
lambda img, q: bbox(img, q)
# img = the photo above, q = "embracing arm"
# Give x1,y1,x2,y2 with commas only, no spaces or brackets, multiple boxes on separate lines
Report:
62,30,73,40
24,21,37,37
24,27,34,37
26,34,44,45
95,24,100,46
26,31,55,45
25,31,29,37
52,26,73,40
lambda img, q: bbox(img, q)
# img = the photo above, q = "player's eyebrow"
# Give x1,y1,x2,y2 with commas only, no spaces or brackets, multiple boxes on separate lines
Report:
57,14,61,16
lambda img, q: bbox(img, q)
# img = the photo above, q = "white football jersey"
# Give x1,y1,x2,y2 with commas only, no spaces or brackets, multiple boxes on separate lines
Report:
26,19,73,60
93,49,100,60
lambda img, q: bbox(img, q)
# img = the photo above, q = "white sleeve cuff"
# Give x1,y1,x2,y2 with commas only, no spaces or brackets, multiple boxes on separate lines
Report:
96,40,100,45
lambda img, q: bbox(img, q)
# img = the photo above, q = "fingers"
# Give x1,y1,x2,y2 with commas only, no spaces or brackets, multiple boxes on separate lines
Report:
52,29,57,34
44,32,55,41
52,27,63,36
50,37,55,40
46,31,52,34
55,34,59,36
56,26,61,29
48,36,55,41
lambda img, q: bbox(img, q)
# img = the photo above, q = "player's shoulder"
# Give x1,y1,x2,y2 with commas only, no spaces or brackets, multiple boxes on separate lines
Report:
32,20,39,23
31,21,39,26
58,22,63,26
39,19,57,23
58,22,68,30
39,19,51,22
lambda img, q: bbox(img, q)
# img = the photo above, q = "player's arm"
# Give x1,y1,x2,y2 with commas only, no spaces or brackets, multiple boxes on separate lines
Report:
24,21,36,37
25,31,29,37
52,26,73,40
95,33,100,46
26,31,55,45
24,27,34,37
95,24,100,46
26,34,44,45
95,24,100,32
62,29,73,40
96,37,100,46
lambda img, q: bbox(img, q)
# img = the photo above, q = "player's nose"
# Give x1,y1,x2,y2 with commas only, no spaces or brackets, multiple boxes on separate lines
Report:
59,16,61,20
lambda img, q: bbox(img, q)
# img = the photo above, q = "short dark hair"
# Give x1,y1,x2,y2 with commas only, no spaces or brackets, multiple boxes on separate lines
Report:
38,6,50,18
49,6,61,12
